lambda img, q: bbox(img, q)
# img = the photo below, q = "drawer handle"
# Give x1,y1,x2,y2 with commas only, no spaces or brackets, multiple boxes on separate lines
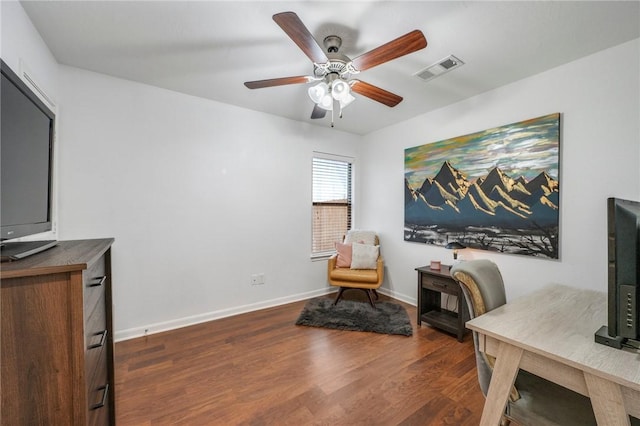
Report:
432,281,447,288
88,330,108,349
88,275,107,288
91,384,109,410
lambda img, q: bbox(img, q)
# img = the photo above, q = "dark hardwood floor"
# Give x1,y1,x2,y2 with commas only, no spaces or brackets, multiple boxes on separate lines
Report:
115,293,485,425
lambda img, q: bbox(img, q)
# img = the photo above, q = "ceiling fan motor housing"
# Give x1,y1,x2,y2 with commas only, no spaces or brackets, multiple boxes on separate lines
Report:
323,35,342,53
312,36,355,80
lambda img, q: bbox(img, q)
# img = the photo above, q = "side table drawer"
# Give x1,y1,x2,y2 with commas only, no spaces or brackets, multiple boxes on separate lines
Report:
421,275,457,294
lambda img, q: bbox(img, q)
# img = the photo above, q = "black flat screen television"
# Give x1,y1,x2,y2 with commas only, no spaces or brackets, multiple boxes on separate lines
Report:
595,197,640,352
1,59,57,261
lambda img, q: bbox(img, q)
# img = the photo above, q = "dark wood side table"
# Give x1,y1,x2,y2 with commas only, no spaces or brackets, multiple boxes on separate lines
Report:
416,265,469,342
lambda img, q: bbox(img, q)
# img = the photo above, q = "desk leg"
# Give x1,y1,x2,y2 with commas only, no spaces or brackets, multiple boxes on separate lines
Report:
479,342,523,426
584,373,631,426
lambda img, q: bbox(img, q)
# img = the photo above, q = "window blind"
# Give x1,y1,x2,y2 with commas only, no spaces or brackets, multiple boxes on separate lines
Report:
312,156,352,256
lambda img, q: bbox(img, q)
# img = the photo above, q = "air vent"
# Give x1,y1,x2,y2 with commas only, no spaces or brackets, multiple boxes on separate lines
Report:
414,55,464,82
415,68,436,80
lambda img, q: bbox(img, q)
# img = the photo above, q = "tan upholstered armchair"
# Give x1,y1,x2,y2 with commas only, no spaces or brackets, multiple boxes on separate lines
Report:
327,232,384,308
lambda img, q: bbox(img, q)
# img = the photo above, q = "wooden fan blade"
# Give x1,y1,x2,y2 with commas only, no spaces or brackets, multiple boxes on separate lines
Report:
350,30,427,72
273,12,328,64
310,104,326,119
351,80,403,107
244,75,312,89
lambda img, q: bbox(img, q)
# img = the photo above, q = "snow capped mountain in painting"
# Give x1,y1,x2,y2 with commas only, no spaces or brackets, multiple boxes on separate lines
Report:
405,161,559,229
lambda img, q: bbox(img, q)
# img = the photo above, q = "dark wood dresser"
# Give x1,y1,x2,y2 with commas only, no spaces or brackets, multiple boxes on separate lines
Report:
1,238,115,425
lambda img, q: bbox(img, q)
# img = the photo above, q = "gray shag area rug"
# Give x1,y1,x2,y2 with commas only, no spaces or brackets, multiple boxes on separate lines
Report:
295,297,413,336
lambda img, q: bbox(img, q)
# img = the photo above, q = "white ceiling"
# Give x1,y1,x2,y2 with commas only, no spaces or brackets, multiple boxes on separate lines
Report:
20,1,640,135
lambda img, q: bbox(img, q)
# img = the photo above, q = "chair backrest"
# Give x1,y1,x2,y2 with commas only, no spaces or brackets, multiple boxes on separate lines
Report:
450,259,507,396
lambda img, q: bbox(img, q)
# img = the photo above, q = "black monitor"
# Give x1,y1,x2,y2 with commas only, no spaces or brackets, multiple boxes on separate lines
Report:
1,59,57,260
595,197,640,351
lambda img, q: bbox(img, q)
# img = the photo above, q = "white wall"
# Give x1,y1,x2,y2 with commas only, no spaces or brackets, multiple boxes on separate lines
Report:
360,39,640,304
56,67,361,339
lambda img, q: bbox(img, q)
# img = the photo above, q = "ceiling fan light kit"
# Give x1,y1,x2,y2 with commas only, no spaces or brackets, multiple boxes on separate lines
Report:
244,11,427,127
308,73,354,113
308,82,329,104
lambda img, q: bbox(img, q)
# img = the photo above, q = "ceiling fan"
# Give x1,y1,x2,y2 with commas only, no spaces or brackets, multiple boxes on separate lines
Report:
244,12,427,125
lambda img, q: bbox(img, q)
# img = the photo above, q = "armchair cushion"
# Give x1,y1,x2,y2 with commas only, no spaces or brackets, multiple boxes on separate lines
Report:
350,242,379,269
328,254,384,287
330,267,380,284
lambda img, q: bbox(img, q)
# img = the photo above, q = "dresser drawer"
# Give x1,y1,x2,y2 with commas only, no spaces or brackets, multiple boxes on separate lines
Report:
421,274,458,295
88,347,110,426
85,290,107,385
84,254,107,322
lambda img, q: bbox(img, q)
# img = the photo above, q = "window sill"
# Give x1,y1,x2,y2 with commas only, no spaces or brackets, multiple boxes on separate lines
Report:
310,251,335,262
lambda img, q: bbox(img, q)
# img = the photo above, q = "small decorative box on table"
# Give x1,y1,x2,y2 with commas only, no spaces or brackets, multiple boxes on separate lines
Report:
416,264,469,342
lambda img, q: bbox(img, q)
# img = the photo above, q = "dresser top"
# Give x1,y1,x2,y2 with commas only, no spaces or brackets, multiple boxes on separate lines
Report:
1,238,114,279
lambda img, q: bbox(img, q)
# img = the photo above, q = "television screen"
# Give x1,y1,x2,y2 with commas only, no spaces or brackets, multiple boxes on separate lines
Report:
1,59,55,243
610,198,640,341
596,197,640,351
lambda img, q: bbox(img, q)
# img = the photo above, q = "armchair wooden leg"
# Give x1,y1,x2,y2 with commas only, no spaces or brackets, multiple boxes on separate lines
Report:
334,287,377,308
334,287,347,306
366,290,377,308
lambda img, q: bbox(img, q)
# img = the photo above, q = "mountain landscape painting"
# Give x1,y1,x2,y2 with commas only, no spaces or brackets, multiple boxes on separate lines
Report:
405,113,560,259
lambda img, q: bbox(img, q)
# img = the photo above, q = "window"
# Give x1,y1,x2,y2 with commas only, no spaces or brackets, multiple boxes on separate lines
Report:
312,154,353,257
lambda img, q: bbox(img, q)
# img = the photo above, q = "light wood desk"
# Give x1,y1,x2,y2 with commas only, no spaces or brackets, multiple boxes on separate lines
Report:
466,284,640,425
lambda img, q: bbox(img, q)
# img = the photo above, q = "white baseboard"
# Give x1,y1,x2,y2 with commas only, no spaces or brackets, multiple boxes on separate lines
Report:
115,287,417,342
378,287,416,306
114,287,336,342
